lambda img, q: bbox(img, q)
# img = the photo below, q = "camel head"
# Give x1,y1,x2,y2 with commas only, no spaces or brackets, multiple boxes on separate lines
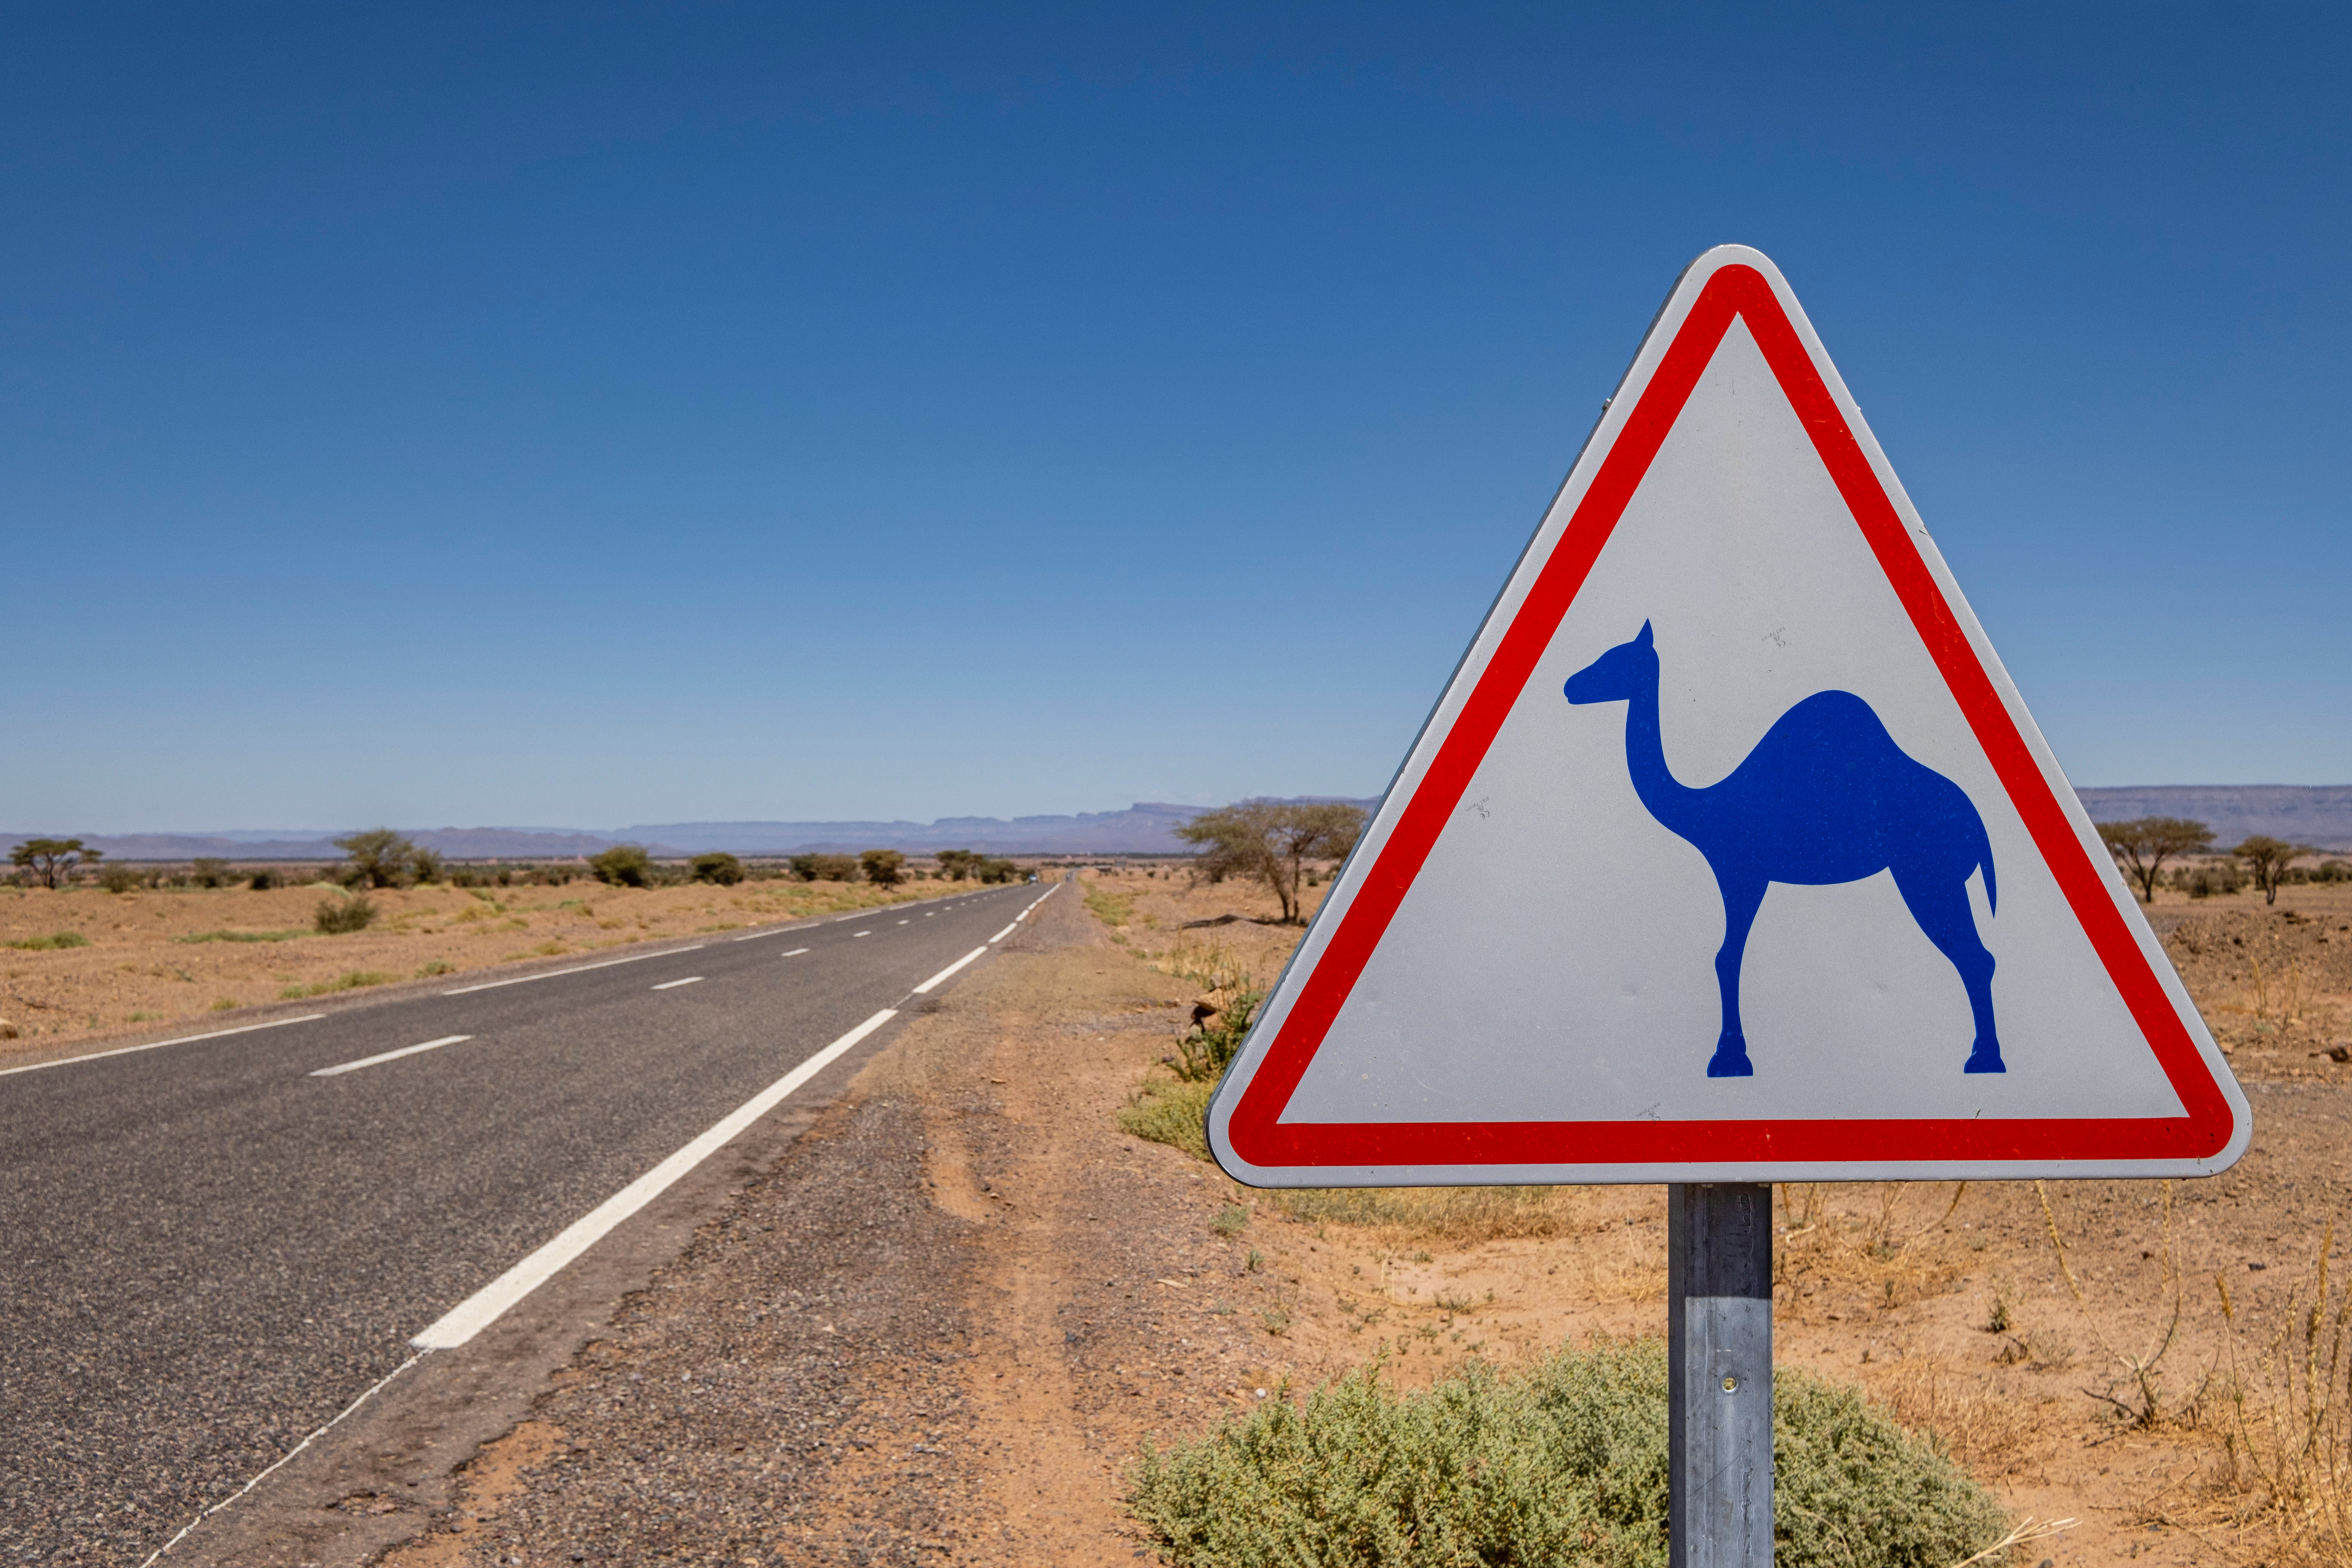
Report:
1562,621,1657,706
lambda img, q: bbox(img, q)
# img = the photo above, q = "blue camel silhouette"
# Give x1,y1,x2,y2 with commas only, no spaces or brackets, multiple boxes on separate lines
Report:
1563,622,2003,1078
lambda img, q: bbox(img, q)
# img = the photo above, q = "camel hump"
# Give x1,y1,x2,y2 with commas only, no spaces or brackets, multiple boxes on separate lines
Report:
1754,689,1902,762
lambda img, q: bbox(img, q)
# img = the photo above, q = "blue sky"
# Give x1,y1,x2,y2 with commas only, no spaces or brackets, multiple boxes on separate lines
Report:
6,4,2346,830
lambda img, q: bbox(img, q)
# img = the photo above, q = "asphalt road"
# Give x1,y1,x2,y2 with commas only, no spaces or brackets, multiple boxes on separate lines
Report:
0,880,1049,1565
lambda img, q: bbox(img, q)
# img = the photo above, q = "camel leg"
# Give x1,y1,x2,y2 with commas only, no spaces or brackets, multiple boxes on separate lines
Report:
1709,877,1766,1078
1892,864,2002,1073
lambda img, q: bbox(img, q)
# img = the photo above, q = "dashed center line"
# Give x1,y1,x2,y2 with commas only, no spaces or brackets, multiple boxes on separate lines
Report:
651,977,704,991
852,931,871,938
443,945,705,995
781,947,810,957
310,1035,473,1078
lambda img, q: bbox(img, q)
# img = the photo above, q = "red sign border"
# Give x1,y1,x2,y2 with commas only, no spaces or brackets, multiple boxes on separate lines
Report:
1226,262,2236,1170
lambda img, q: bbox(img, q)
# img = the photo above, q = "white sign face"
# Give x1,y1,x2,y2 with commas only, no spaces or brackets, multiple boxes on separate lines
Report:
1209,245,2249,1186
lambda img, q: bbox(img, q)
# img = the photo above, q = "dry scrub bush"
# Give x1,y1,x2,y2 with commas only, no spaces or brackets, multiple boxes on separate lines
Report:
314,894,377,934
2207,1220,2352,1565
1130,1337,2008,1568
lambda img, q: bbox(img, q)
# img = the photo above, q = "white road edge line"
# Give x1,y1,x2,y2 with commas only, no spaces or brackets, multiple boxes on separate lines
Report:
410,1007,902,1350
912,948,988,994
651,976,704,991
988,923,1018,943
139,1348,430,1568
309,1035,474,1078
441,944,706,995
0,1012,327,1078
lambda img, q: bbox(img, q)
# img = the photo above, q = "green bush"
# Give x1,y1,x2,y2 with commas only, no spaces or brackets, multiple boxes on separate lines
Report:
590,844,655,888
314,894,378,934
1130,1339,2006,1568
9,931,91,950
790,853,860,882
861,848,906,887
691,851,746,886
191,857,233,888
99,864,144,893
248,870,277,891
1119,1077,1214,1160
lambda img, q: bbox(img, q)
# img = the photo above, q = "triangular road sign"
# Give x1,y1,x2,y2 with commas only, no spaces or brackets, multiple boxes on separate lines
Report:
1209,245,2249,1186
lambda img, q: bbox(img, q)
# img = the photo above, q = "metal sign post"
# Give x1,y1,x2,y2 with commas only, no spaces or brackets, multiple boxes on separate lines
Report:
1668,1183,1773,1568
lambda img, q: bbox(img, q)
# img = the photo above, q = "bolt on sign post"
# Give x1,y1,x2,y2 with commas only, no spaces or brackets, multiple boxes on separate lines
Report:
1206,245,2249,1567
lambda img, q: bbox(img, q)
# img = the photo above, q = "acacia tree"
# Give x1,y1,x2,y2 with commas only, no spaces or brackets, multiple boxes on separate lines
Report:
1176,800,1366,923
2096,817,2213,903
2231,836,2311,906
10,837,101,888
335,828,422,888
860,849,906,887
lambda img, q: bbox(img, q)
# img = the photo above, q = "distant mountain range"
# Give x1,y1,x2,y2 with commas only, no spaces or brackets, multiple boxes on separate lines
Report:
1,800,1380,862
10,786,2351,862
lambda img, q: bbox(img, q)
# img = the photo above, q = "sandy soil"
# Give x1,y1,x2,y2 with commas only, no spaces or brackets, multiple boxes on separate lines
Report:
0,877,958,1063
366,868,2352,1568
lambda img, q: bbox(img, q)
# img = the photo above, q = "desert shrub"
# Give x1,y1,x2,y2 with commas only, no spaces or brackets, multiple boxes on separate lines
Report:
99,864,144,893
937,849,982,880
314,894,378,934
1130,1340,2007,1568
790,853,860,882
2179,862,2244,899
590,844,654,888
978,856,1020,884
691,851,746,886
9,931,91,950
861,848,906,887
410,847,445,885
248,870,277,891
190,857,233,888
1175,988,1261,1081
1120,1077,1213,1160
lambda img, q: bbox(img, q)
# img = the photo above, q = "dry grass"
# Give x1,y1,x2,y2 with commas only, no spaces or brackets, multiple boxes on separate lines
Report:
2203,1222,2352,1566
1264,1185,1586,1245
1865,1357,2061,1480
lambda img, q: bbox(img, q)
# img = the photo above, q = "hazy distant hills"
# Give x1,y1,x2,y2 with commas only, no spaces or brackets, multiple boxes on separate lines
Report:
3,801,1378,862
12,787,2352,861
2073,786,2352,851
